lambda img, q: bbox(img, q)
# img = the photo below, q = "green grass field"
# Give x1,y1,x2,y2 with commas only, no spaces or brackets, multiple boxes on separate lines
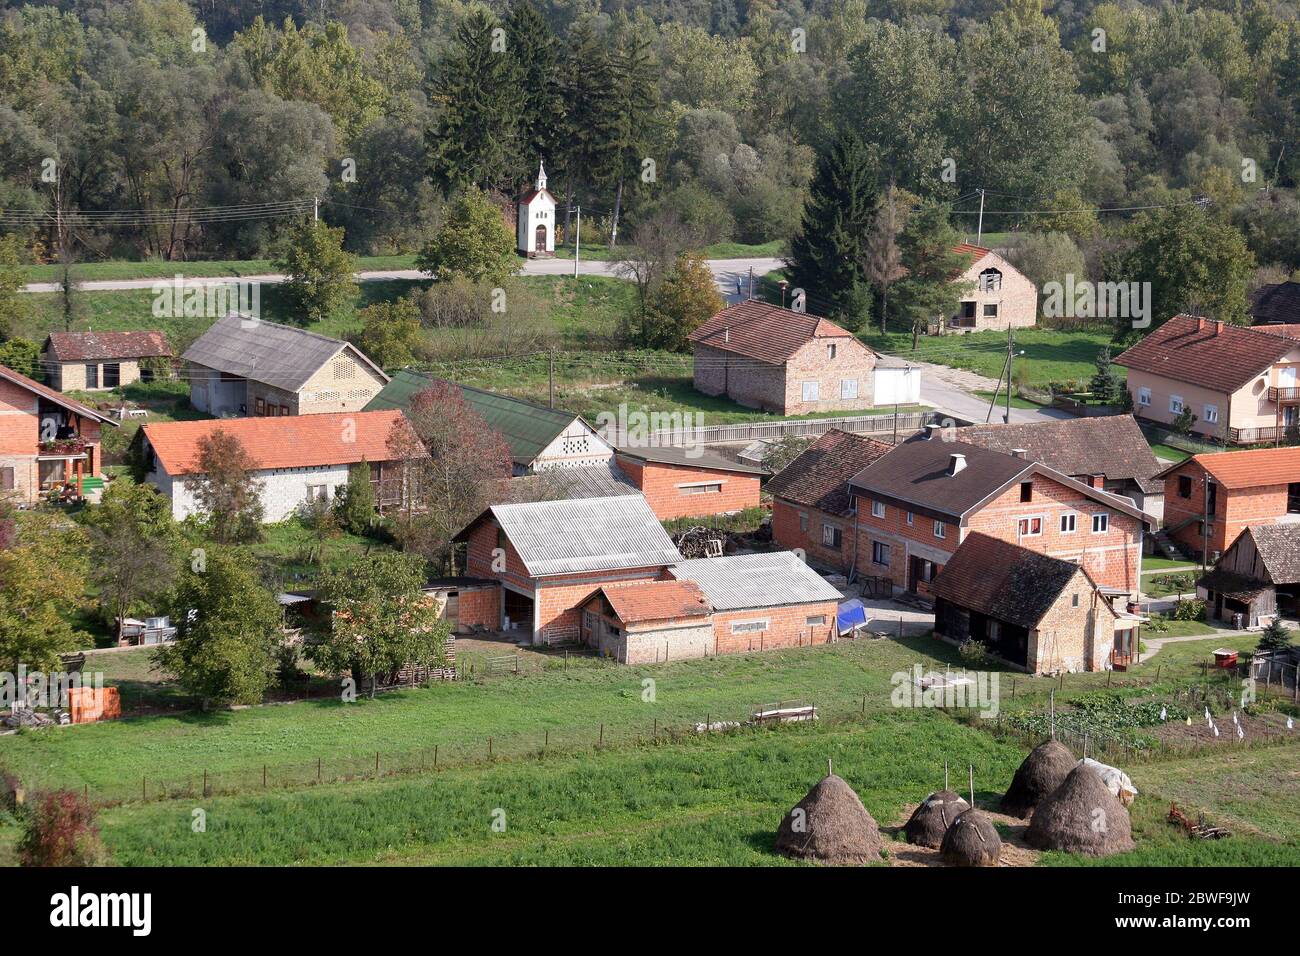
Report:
858,328,1113,388
973,389,1043,410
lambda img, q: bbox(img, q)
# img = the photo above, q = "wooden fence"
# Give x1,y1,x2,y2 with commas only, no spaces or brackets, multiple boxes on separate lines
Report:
642,410,964,447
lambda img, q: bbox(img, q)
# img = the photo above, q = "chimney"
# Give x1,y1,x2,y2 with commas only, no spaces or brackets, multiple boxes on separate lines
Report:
947,453,967,476
1010,448,1027,458
1212,320,1221,336
1197,316,1206,331
1089,474,1104,489
724,327,730,344
923,424,940,440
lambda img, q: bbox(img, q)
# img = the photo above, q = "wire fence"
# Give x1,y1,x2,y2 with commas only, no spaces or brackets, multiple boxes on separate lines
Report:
17,665,1296,809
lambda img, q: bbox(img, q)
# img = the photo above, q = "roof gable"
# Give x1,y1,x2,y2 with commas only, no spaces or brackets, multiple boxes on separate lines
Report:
764,429,893,515
143,410,406,476
182,314,389,393
1241,524,1300,584
929,533,1096,629
688,301,862,365
0,364,118,426
1167,446,1300,490
1113,314,1296,394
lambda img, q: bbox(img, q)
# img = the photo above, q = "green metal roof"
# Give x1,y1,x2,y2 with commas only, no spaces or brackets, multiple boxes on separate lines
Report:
364,369,585,467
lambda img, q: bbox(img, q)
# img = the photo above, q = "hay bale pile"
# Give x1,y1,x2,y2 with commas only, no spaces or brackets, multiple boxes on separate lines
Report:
1001,740,1075,817
1025,764,1136,857
775,774,882,865
940,808,1002,867
903,790,970,848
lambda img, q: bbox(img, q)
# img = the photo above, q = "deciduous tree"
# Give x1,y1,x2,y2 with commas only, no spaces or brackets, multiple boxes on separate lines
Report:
192,429,264,544
274,219,358,324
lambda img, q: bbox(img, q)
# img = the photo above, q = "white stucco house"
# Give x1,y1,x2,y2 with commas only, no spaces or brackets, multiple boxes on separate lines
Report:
139,410,412,522
517,162,556,257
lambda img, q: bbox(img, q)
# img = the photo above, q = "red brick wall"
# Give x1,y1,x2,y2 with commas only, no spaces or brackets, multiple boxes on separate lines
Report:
456,586,500,630
1162,462,1289,558
771,497,856,573
710,601,838,655
0,379,38,455
616,454,761,520
855,472,1145,594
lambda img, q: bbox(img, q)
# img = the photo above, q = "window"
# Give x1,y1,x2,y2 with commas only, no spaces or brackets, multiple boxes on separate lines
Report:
871,500,885,518
1020,481,1033,503
255,397,266,416
1170,395,1184,415
821,524,843,549
731,619,769,634
305,484,328,502
798,512,809,533
1204,404,1219,424
933,520,946,539
827,344,837,360
1018,516,1043,536
84,364,98,389
1071,594,1080,608
802,381,819,402
978,268,1002,292
280,405,290,416
906,511,914,526
840,378,858,400
1137,386,1151,407
496,528,507,551
1178,475,1193,499
679,482,722,496
982,303,999,318
1092,513,1109,533
806,615,826,627
872,541,890,566
0,466,12,491
1060,513,1077,533
103,363,120,388
332,359,355,379
1288,483,1300,514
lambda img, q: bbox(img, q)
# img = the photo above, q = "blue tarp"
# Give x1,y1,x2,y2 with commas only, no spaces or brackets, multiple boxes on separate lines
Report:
837,599,868,634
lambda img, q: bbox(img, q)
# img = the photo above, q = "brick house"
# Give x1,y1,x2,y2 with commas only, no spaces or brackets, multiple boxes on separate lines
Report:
367,369,614,475
0,363,118,504
184,314,389,417
668,551,843,656
455,495,685,645
1157,446,1300,561
765,429,893,572
140,410,412,522
613,446,765,519
689,301,879,415
947,244,1038,331
42,331,172,392
579,580,714,663
848,432,1153,598
930,533,1130,673
1113,314,1300,444
953,415,1166,523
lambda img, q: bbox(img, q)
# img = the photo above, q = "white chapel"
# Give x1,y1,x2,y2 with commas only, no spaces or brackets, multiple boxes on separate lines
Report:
517,161,556,257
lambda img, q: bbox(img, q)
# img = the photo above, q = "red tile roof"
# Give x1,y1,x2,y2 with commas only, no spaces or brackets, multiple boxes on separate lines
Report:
1169,446,1300,491
1113,314,1298,394
143,410,409,476
688,301,859,365
596,579,712,624
764,429,893,516
0,363,117,425
45,331,172,362
953,243,991,261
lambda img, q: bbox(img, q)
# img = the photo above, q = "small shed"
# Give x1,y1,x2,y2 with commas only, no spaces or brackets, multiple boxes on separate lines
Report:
578,580,713,663
1199,524,1300,627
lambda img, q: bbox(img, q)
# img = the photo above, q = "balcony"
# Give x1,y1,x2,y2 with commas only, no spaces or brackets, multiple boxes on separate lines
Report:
1228,424,1300,444
1268,386,1300,404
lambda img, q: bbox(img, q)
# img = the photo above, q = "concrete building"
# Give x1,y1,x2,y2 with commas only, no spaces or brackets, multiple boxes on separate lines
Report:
140,410,410,522
42,331,172,392
613,446,765,520
1113,314,1300,444
183,314,389,417
947,244,1038,332
517,162,556,257
689,301,879,415
930,533,1132,673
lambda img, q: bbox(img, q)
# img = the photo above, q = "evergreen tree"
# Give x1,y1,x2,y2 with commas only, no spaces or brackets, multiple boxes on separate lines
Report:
557,20,620,234
1089,345,1126,405
786,129,878,324
506,1,564,188
1259,619,1294,652
607,19,661,247
863,185,907,334
335,459,377,535
427,10,523,196
893,201,969,349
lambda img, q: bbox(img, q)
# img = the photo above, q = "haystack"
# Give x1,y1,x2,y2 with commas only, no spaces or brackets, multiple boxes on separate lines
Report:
1025,763,1135,857
939,807,1002,867
903,790,970,848
1001,740,1074,817
775,774,882,864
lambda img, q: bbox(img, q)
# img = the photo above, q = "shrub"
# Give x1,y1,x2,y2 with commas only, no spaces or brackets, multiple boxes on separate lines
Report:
18,790,107,866
1170,598,1206,621
1258,618,1294,651
958,639,990,666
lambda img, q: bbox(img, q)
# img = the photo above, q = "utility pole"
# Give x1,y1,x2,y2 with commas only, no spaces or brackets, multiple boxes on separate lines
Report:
313,196,319,222
548,349,555,409
573,206,580,279
1005,325,1013,424
976,188,985,245
748,266,754,300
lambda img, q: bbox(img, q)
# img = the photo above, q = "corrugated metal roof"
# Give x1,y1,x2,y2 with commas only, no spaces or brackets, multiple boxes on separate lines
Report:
366,369,598,468
508,460,637,501
488,495,683,576
182,314,388,393
670,552,843,610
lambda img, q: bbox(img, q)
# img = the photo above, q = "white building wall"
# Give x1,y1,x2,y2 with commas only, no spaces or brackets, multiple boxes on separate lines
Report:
533,419,614,470
151,463,352,522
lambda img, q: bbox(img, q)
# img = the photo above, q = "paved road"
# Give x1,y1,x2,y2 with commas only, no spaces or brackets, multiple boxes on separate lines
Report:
20,256,785,296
